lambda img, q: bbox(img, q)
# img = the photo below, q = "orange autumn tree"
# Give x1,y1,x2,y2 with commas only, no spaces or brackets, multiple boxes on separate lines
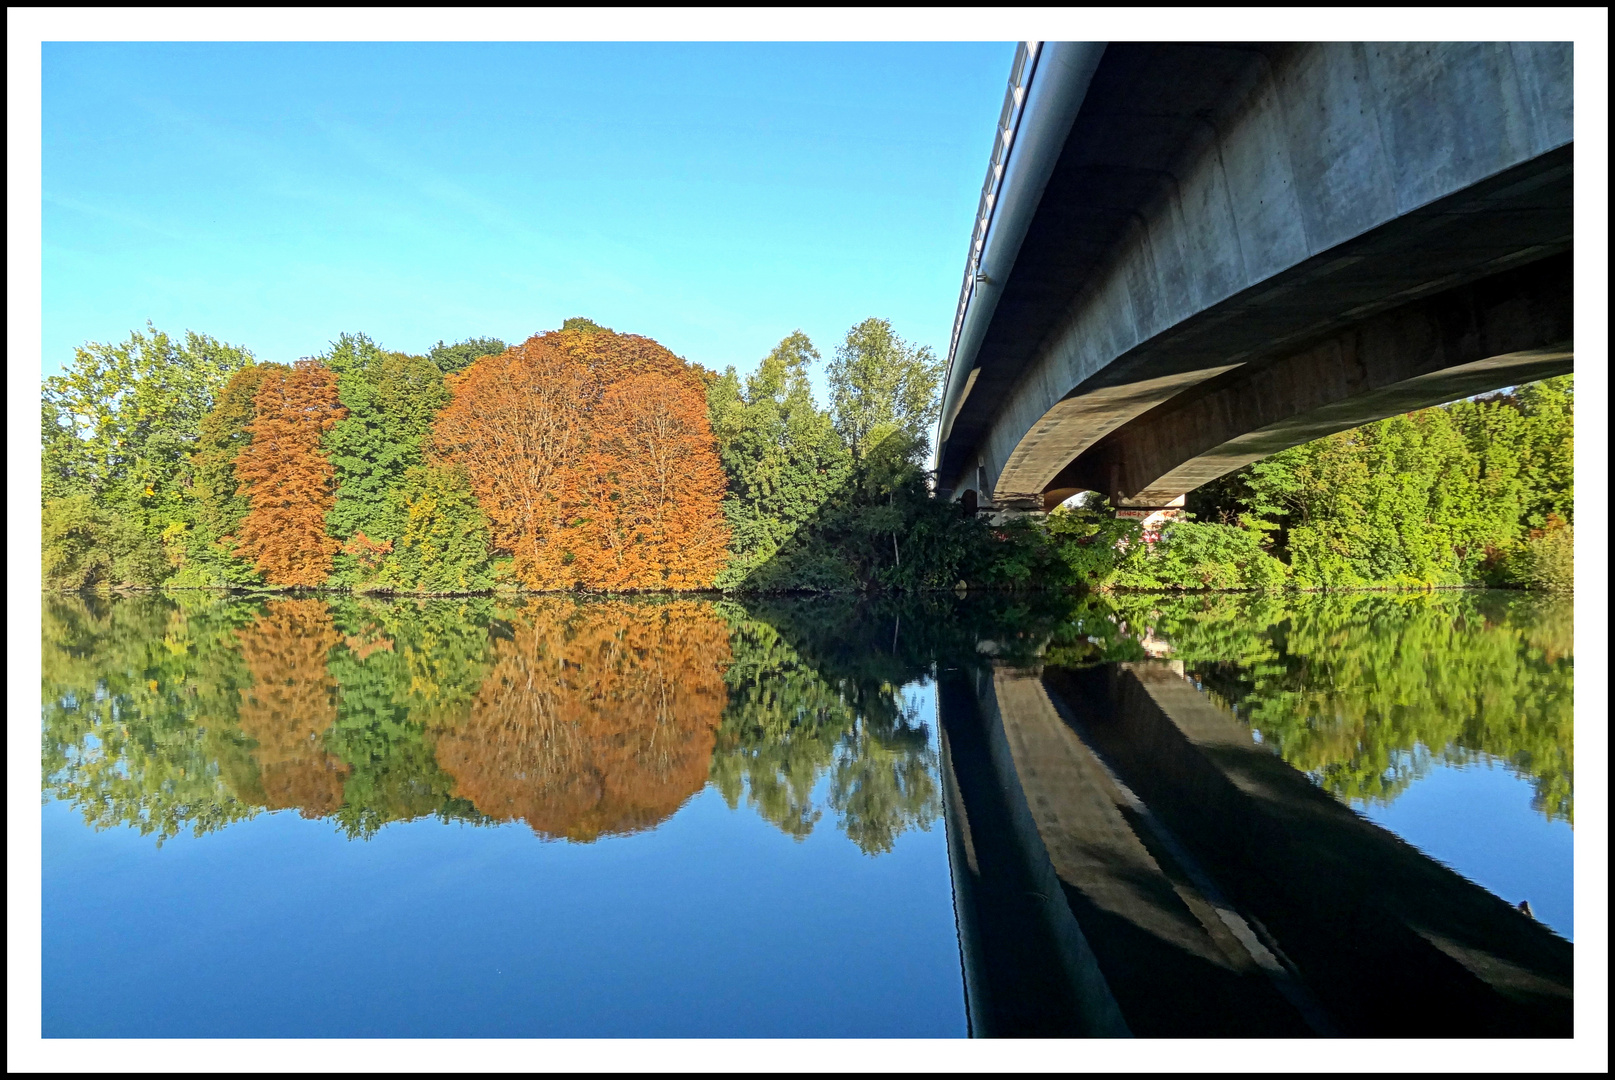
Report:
431,336,591,588
231,360,347,586
580,372,730,590
432,327,729,590
429,598,731,840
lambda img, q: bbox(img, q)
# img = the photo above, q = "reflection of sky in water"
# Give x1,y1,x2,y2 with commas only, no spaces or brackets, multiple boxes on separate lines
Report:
42,682,964,1038
1343,750,1573,941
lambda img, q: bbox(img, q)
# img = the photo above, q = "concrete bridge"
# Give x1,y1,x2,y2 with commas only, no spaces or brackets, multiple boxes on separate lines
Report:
934,42,1573,512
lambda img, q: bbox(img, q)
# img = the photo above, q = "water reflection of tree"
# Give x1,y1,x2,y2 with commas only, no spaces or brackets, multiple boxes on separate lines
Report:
1091,591,1574,822
711,616,843,839
322,598,495,837
44,592,1068,852
42,593,262,844
234,599,350,817
830,704,937,855
431,598,730,841
712,600,949,855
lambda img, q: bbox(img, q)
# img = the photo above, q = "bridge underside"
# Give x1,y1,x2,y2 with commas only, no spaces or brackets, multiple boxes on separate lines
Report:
1046,251,1573,509
936,43,1573,512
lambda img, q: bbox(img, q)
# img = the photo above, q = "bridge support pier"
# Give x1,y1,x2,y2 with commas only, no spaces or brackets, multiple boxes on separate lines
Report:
1113,497,1185,543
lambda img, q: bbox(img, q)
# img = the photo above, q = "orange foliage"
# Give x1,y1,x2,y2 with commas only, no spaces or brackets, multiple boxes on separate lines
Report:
231,360,346,587
433,336,591,588
430,599,731,840
432,329,729,590
579,373,730,589
234,599,349,818
342,530,393,574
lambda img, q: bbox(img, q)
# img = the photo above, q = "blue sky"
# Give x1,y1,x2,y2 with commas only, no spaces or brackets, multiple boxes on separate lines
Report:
42,42,1013,395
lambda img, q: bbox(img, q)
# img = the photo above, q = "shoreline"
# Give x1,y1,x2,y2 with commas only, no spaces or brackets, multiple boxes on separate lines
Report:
44,582,1566,599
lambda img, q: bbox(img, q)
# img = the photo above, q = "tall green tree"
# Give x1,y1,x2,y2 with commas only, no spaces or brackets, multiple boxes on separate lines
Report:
826,318,942,463
319,333,453,586
707,332,853,588
41,323,254,586
705,322,1025,594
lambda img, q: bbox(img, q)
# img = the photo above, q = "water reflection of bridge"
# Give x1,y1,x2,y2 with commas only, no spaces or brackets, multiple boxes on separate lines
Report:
939,661,1572,1038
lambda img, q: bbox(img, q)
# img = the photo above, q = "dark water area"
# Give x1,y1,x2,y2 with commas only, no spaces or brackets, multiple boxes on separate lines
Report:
41,589,1572,1037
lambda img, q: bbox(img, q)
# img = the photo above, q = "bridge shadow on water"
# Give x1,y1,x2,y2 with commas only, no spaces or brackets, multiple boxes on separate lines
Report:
937,657,1573,1038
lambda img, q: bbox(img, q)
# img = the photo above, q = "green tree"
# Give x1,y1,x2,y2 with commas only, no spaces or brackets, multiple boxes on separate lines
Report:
1503,376,1574,531
373,464,495,593
707,332,854,588
42,495,168,590
41,399,83,504
1186,375,1575,591
41,323,254,584
826,318,942,463
707,322,1040,594
320,334,454,586
1508,523,1574,592
426,336,507,375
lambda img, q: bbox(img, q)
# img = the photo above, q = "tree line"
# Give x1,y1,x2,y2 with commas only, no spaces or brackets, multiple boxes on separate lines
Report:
43,317,979,593
1033,376,1574,593
42,318,1572,594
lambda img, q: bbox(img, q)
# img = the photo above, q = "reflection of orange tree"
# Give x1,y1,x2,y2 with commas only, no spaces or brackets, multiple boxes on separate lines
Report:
235,599,349,818
431,598,731,841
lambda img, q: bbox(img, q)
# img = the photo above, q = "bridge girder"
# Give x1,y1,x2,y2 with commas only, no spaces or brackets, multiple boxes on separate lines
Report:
935,42,1573,511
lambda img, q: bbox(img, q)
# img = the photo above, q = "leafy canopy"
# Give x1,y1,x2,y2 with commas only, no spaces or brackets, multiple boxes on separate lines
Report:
321,334,454,586
707,332,853,589
826,318,942,464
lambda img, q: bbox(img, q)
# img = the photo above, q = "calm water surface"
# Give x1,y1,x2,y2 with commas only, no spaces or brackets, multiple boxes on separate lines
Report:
41,590,1572,1037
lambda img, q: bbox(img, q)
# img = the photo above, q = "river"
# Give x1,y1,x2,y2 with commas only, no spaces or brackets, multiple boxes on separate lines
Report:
40,589,1572,1037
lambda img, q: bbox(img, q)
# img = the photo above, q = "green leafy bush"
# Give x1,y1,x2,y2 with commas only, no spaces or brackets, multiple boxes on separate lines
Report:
1045,502,1139,587
42,495,170,591
1507,523,1573,591
1044,500,1286,593
1193,375,1573,590
372,465,495,594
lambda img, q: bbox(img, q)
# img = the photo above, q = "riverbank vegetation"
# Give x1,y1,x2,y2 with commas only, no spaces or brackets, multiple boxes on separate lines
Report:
41,320,1572,594
1025,375,1574,594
